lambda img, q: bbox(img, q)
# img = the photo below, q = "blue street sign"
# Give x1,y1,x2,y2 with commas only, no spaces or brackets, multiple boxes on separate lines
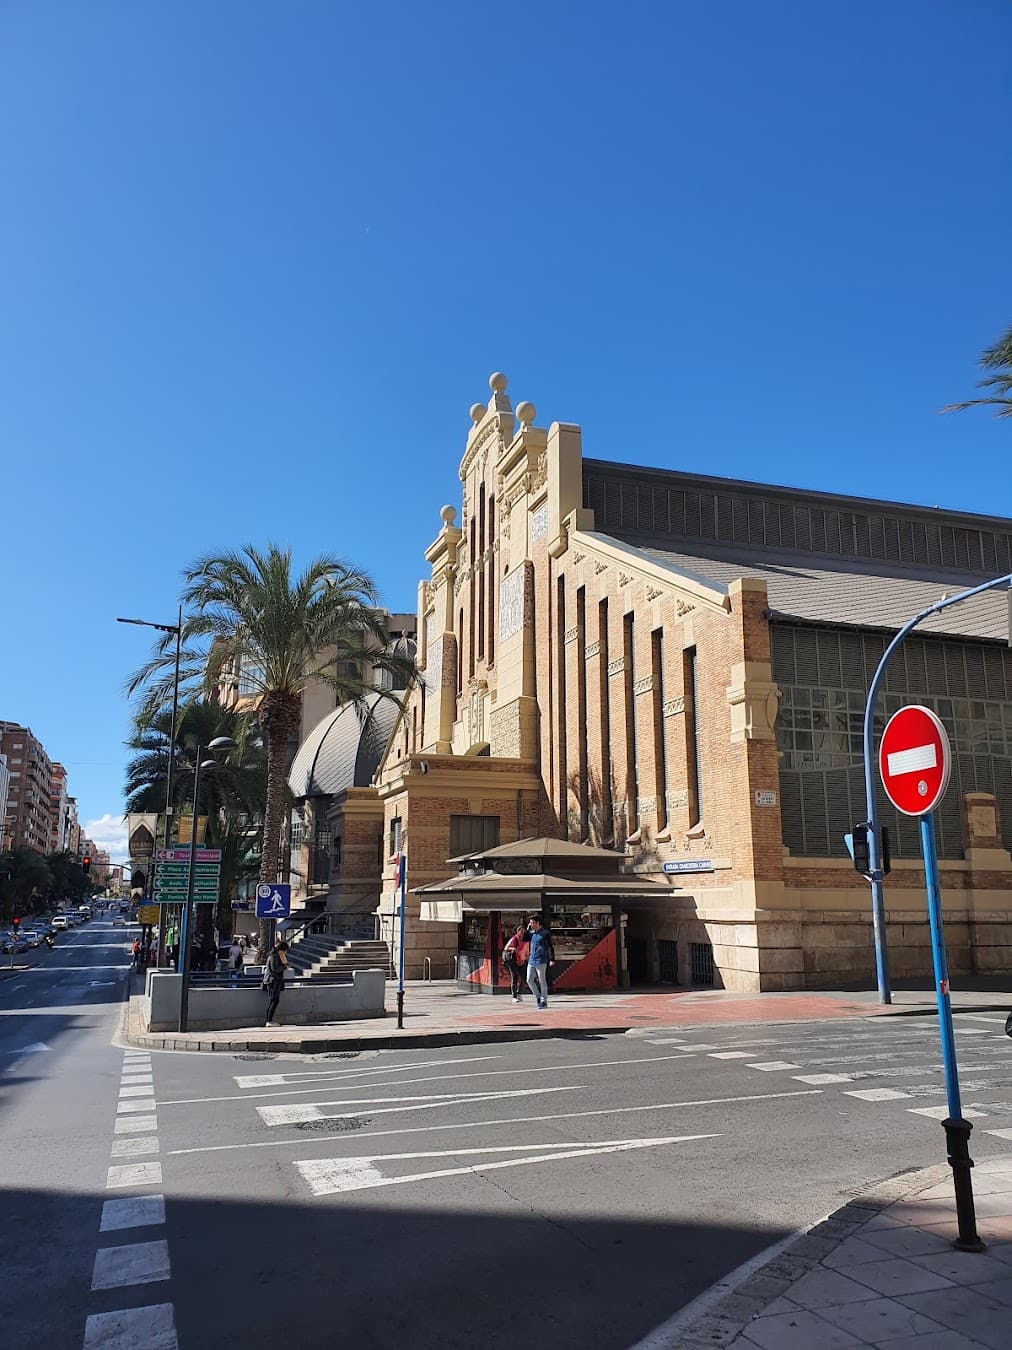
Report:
255,883,291,919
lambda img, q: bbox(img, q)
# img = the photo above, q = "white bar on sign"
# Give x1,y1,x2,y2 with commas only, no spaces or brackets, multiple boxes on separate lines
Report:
886,743,937,777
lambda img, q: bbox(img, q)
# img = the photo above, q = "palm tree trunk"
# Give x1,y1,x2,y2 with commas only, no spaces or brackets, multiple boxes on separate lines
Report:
257,721,290,960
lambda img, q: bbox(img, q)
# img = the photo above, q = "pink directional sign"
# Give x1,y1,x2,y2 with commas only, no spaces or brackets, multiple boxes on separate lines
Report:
154,847,222,863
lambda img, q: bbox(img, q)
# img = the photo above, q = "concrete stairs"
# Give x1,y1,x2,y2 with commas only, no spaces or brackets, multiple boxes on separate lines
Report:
285,931,390,980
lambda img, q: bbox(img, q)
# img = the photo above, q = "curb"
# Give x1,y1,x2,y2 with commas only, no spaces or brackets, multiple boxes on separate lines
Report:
123,1018,629,1054
120,999,1012,1055
628,1161,951,1350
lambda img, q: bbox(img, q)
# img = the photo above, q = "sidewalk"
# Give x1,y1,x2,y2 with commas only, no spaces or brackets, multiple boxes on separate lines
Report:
122,975,1012,1054
658,1157,1012,1350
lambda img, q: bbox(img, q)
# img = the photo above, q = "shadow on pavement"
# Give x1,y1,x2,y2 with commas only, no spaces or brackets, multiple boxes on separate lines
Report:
0,1184,789,1350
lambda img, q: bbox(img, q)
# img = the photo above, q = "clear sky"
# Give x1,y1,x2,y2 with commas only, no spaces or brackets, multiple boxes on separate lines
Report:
2,1,1010,860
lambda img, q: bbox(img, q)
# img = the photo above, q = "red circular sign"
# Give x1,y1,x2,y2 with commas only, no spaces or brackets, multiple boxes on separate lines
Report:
879,704,951,816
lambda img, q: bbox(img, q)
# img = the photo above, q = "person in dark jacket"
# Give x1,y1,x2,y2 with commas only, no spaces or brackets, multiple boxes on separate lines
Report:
526,915,555,1010
263,940,289,1026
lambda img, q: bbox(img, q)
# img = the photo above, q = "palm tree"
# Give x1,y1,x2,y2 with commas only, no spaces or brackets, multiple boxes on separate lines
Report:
941,326,1012,419
128,544,415,955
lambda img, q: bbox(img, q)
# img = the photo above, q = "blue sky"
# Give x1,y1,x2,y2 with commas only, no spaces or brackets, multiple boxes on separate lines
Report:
2,1,1010,859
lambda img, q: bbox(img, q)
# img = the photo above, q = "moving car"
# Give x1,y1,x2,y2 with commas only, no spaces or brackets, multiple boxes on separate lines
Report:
51,915,69,930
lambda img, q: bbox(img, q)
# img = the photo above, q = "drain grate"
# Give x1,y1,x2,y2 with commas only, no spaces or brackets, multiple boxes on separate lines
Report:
293,1117,371,1133
316,1051,360,1060
233,1053,280,1062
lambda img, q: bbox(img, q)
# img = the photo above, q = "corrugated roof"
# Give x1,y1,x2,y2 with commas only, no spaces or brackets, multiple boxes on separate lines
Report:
287,693,401,798
610,534,1008,642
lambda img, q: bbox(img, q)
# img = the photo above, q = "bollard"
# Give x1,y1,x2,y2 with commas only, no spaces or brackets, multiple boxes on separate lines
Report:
943,1117,986,1252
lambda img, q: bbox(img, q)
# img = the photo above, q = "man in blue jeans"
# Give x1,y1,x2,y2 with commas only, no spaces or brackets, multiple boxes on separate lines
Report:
526,914,555,1010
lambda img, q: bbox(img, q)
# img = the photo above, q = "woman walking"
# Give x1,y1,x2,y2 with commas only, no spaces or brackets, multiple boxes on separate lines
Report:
502,924,530,1003
263,939,289,1026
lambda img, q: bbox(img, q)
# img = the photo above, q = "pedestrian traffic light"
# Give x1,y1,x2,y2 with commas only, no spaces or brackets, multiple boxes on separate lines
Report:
82,855,91,874
851,824,870,875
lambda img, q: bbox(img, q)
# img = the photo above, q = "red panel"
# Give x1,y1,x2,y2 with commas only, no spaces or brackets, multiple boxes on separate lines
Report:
552,929,618,991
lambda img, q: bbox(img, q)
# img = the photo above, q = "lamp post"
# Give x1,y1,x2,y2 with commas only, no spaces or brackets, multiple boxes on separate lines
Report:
118,607,183,965
177,736,235,1034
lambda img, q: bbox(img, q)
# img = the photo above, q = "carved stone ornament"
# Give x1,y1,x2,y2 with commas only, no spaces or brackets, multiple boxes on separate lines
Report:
564,626,579,644
529,505,548,542
663,696,685,718
572,550,585,564
646,587,663,601
529,450,548,493
585,641,601,660
633,676,654,696
607,657,625,678
676,599,694,616
618,572,632,587
593,560,608,574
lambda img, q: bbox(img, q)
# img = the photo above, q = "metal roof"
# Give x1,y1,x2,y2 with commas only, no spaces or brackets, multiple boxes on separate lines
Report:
413,870,674,909
287,693,401,799
610,535,1008,642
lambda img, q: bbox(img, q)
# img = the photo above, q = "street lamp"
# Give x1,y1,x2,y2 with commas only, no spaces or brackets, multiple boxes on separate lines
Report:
118,607,183,965
177,735,234,1034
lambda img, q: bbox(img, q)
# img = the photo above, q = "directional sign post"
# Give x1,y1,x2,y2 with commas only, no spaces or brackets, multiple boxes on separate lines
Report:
879,704,983,1252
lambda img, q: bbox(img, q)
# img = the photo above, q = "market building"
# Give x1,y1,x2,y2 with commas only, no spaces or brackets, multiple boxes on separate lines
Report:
304,373,1012,993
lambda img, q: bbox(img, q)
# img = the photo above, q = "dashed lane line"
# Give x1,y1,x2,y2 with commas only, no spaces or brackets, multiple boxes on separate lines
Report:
100,1197,166,1232
91,1240,171,1291
83,1303,177,1349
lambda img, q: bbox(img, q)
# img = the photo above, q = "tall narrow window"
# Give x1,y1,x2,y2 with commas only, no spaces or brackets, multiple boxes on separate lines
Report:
624,613,638,833
477,484,486,660
469,519,476,678
576,587,589,839
684,646,703,825
652,628,667,832
487,496,496,666
556,575,568,834
457,608,464,695
419,672,427,747
598,599,612,842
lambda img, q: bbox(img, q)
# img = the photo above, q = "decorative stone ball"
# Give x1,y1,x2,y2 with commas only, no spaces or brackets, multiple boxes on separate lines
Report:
440,504,457,526
469,403,485,424
516,401,536,426
489,371,508,393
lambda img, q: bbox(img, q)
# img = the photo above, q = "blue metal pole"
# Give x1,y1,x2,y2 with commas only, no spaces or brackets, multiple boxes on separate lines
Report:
919,811,985,1252
396,853,407,1029
862,570,1012,1005
919,814,961,1120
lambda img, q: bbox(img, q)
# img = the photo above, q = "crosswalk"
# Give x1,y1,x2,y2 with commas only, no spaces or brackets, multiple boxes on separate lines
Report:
637,1013,1012,1135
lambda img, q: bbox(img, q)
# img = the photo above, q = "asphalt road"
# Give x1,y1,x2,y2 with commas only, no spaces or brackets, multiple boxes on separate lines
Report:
3,940,1012,1350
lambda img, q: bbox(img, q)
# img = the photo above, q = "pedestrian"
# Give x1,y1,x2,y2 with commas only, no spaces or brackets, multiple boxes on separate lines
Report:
502,924,530,1003
131,937,142,971
229,933,244,982
526,914,555,1010
262,940,289,1026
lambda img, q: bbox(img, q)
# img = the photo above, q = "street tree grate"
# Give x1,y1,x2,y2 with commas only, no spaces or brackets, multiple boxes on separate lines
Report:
293,1117,371,1132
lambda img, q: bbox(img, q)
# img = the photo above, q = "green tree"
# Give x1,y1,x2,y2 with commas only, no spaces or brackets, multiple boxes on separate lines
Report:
46,850,95,903
0,848,53,917
941,326,1012,419
128,544,415,956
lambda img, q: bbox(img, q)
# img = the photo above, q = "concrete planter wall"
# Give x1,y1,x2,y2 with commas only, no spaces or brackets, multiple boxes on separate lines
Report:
144,969,386,1032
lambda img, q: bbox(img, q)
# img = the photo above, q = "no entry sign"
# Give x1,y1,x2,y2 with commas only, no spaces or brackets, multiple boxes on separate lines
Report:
879,704,951,816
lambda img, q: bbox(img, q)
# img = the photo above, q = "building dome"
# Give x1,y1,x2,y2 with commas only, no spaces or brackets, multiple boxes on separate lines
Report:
287,693,400,799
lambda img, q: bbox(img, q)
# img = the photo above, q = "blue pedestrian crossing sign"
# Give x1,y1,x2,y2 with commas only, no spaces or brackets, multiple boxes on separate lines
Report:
255,883,291,918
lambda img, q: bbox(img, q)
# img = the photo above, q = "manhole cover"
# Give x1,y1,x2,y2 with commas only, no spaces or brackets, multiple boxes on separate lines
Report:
293,1117,371,1132
233,1054,280,1062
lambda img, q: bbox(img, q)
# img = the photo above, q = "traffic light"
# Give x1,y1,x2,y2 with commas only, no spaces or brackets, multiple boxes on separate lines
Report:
11,915,19,930
82,856,91,875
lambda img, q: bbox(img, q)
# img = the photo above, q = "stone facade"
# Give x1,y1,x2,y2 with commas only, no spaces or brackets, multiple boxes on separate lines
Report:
342,373,1012,990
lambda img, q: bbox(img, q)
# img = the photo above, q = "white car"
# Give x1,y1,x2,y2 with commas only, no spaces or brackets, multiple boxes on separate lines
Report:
51,915,69,930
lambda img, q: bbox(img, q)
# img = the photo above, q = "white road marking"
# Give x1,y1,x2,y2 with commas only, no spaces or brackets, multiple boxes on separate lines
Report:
985,1128,1012,1140
844,1088,911,1101
708,1052,752,1060
961,1015,1007,1025
952,1028,992,1035
119,1084,155,1098
107,1161,163,1189
257,1084,581,1127
644,1038,687,1045
171,1089,821,1156
161,1053,693,1106
115,1115,158,1135
234,1054,497,1089
121,1074,153,1085
111,1137,160,1158
295,1134,718,1196
83,1302,177,1349
2,1042,50,1054
100,1196,166,1232
747,1062,800,1071
792,1073,856,1085
118,1098,156,1114
908,1105,979,1120
92,1239,171,1290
